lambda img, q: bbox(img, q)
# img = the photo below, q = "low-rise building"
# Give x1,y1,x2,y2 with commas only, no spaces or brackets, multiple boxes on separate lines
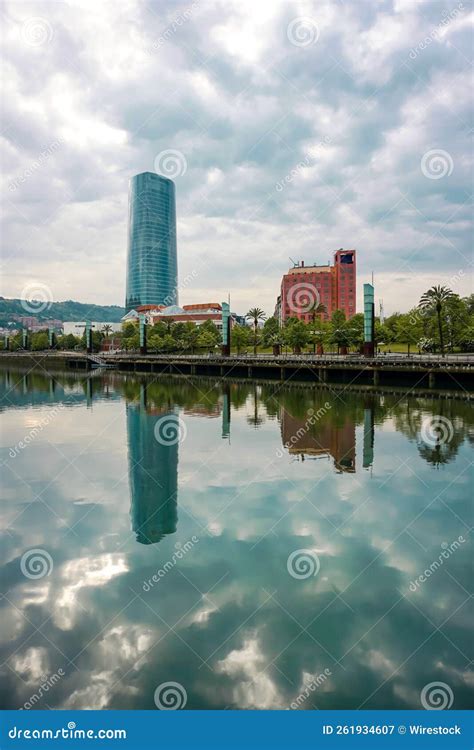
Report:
63,321,122,336
122,303,240,334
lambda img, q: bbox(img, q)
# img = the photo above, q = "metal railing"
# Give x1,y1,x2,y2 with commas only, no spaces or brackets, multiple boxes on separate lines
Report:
102,351,473,368
3,349,471,367
87,353,107,365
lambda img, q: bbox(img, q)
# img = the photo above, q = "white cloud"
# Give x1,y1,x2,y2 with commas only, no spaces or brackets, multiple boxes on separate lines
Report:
1,0,472,315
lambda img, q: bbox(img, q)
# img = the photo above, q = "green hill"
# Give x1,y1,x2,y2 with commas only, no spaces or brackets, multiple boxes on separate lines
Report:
0,297,125,325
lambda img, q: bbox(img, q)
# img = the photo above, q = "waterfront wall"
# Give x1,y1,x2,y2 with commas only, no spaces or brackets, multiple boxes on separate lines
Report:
1,352,473,394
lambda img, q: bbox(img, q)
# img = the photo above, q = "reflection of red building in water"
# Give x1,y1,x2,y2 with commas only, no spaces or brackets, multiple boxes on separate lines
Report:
184,405,221,418
280,409,356,473
280,249,356,323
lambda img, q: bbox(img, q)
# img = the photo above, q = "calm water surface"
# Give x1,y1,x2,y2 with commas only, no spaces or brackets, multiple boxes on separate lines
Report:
0,368,472,710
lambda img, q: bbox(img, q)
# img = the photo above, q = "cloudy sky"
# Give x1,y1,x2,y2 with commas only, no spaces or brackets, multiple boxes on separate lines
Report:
2,0,472,315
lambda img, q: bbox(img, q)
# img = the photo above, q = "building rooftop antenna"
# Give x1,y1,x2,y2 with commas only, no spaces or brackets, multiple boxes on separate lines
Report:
289,256,298,267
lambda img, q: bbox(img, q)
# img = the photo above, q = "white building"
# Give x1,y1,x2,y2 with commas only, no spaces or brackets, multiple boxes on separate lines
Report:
62,321,122,336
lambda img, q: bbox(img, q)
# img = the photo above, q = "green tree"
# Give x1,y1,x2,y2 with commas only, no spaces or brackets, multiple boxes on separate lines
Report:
124,332,139,351
394,313,420,355
308,301,326,351
330,310,349,352
92,330,103,352
31,332,49,351
147,333,165,352
198,320,221,351
246,308,266,355
374,321,392,349
10,332,22,351
283,319,308,353
418,285,455,356
457,321,474,352
443,294,470,352
162,334,176,352
307,319,330,354
384,312,403,342
346,312,364,351
261,317,279,347
231,324,250,354
183,322,200,353
463,294,474,315
57,333,81,350
198,329,218,353
122,322,137,338
101,324,113,338
304,302,326,352
171,322,187,341
151,320,168,337
200,319,220,336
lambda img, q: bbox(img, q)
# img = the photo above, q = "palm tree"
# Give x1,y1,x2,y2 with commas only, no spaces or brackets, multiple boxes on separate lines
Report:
247,383,265,428
246,308,266,355
308,302,326,353
418,286,454,356
101,324,113,338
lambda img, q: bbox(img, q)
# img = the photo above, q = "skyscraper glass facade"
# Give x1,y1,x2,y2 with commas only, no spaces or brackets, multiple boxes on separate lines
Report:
127,389,178,545
125,172,178,312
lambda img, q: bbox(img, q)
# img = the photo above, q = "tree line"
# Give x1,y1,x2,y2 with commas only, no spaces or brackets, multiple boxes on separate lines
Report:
2,287,472,356
237,287,473,355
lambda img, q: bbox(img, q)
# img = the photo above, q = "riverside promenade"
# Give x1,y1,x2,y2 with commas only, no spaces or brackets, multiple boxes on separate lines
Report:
2,351,473,393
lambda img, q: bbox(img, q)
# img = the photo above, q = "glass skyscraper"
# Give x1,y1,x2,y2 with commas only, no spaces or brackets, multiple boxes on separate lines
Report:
125,172,178,312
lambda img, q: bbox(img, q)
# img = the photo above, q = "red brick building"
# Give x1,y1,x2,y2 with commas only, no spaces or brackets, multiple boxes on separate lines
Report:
280,249,356,323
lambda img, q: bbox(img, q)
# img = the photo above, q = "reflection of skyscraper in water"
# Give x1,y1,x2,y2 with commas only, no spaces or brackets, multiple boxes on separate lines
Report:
280,409,356,473
127,385,178,544
362,400,375,469
222,384,231,440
